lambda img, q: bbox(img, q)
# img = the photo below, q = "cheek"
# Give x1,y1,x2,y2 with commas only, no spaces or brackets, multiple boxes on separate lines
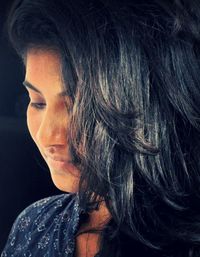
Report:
27,105,41,144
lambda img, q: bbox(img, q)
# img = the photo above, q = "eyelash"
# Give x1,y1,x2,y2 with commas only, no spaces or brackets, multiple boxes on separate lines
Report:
30,102,46,110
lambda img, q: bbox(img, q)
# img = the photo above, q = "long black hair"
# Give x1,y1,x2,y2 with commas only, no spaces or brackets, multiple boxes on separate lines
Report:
7,0,200,256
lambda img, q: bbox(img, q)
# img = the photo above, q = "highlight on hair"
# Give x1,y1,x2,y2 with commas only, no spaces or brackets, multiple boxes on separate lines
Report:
7,0,200,256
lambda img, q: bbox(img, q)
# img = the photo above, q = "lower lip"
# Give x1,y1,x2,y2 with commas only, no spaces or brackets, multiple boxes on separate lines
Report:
46,157,71,171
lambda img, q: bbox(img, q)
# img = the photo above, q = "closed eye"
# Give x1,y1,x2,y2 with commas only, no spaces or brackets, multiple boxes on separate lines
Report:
30,102,46,110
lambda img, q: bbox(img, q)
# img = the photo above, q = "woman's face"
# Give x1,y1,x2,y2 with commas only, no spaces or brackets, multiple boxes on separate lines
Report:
24,49,80,193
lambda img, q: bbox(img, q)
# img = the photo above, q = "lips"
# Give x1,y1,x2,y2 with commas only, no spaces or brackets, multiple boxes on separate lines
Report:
47,156,68,162
44,154,71,171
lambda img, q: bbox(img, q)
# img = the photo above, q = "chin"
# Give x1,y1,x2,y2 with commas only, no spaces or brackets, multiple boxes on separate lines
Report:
49,169,80,193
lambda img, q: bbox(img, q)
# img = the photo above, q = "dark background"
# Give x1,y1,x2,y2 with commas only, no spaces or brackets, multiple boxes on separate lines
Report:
0,1,61,251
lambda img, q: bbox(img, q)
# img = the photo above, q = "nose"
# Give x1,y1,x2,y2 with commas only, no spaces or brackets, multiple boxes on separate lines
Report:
36,106,68,149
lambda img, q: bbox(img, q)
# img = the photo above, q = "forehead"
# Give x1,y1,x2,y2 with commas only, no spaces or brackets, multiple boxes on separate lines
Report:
25,49,65,95
25,49,62,76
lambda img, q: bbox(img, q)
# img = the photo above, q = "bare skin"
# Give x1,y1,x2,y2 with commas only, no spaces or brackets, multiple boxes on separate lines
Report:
75,202,111,257
24,49,111,256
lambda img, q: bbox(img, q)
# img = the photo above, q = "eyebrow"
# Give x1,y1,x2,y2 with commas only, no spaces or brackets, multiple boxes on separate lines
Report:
22,80,69,97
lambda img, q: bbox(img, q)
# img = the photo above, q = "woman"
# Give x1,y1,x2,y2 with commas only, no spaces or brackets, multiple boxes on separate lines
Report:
2,0,200,256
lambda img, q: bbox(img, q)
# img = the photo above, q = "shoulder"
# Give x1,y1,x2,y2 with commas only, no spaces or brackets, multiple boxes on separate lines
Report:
1,193,79,256
10,193,74,232
15,193,75,220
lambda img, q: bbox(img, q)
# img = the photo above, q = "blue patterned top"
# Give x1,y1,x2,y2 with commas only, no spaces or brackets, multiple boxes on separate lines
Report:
1,193,84,257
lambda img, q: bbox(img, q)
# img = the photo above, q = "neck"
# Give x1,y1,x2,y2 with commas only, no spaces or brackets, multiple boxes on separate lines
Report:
75,201,111,257
89,201,111,229
80,200,111,232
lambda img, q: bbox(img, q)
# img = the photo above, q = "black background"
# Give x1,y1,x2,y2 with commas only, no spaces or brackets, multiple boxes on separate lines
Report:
0,0,61,251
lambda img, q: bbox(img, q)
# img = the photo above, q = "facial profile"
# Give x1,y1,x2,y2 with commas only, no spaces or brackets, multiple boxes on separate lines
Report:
24,49,80,193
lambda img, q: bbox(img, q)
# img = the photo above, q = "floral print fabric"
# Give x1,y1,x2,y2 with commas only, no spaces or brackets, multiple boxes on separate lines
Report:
1,193,81,257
